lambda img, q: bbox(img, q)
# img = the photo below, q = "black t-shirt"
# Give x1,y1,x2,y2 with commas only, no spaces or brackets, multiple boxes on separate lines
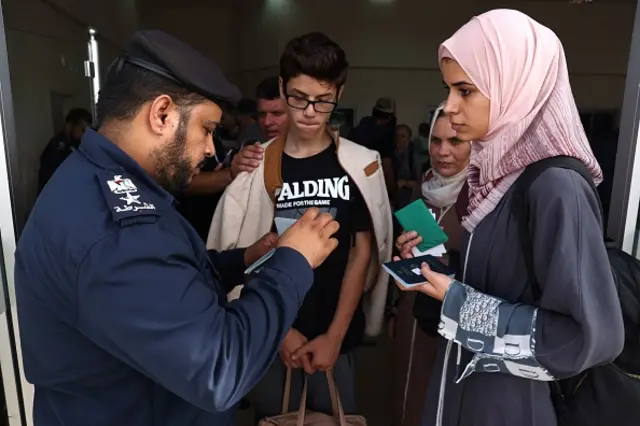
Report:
273,144,371,353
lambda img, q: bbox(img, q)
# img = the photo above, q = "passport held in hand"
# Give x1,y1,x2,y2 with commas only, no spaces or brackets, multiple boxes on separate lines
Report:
383,255,455,288
394,200,448,251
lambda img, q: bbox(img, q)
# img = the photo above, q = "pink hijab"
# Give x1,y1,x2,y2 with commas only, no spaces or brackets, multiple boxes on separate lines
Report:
439,9,602,232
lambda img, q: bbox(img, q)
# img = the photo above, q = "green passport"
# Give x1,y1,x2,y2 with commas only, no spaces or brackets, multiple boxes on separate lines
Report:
393,200,448,251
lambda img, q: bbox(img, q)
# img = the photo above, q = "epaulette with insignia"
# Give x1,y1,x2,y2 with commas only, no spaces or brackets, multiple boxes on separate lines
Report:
97,171,159,226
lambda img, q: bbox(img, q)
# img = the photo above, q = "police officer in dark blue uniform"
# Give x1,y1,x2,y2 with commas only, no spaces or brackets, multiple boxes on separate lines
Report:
14,30,339,426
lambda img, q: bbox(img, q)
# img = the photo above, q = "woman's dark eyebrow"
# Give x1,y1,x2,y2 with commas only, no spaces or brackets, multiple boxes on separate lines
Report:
442,79,473,87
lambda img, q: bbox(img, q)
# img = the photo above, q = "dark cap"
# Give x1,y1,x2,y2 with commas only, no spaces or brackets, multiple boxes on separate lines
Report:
117,30,241,105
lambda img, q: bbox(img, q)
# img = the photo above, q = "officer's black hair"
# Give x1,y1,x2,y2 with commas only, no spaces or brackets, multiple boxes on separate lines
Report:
255,77,281,101
279,32,349,91
96,62,207,126
65,108,93,126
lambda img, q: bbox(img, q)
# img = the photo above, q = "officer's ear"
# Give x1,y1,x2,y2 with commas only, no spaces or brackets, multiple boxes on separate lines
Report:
148,95,178,136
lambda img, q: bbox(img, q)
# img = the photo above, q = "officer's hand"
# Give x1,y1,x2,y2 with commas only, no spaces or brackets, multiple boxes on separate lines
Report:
230,144,264,178
277,208,339,269
244,232,278,266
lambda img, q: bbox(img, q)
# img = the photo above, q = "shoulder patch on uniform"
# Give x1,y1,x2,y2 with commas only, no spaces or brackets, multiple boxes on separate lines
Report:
364,160,379,177
97,171,159,224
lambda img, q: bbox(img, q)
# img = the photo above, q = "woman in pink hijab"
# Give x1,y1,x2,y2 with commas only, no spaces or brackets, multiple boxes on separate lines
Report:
395,9,623,426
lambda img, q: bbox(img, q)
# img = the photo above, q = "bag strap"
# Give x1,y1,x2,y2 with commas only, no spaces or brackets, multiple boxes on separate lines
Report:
325,369,348,426
281,366,292,414
513,156,603,301
284,367,347,426
295,379,309,426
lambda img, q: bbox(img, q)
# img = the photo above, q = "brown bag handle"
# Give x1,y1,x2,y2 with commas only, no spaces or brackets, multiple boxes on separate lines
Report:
282,367,348,425
282,367,292,414
325,369,348,426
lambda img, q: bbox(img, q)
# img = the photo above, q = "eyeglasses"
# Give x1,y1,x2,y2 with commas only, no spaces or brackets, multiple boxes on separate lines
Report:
285,94,337,113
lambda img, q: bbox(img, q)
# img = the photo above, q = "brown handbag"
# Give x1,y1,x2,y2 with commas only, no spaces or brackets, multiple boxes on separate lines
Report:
258,367,367,426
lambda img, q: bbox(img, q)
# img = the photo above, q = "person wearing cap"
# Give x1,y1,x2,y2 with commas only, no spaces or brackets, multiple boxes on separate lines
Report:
14,30,340,426
348,97,398,205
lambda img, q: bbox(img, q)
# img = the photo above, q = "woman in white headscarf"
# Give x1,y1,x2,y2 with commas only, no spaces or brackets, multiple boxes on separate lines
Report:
390,104,470,426
420,105,471,252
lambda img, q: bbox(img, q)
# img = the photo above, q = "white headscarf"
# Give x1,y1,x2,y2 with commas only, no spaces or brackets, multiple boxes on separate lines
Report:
421,104,469,209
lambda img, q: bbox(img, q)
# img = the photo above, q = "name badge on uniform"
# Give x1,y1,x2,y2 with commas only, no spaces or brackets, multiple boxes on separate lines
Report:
97,171,159,224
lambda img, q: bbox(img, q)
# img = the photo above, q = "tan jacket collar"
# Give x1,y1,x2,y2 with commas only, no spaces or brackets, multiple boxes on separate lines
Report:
264,127,340,203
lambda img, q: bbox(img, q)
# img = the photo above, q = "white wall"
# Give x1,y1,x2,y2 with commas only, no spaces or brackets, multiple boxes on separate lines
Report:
232,0,635,130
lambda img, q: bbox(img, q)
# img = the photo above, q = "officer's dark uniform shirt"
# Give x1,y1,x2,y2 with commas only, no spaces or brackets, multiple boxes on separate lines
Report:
14,30,314,426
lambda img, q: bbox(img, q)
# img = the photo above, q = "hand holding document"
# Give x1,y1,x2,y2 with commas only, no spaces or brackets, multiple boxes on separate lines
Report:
394,200,448,257
274,217,297,236
410,209,447,257
383,254,455,288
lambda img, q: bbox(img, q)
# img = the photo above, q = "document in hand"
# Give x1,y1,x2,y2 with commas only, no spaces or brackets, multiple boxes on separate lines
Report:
394,200,448,252
383,254,456,288
274,217,296,235
244,248,276,275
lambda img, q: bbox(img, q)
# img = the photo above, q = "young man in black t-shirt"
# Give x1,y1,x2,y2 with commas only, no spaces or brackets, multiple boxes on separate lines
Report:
251,33,372,419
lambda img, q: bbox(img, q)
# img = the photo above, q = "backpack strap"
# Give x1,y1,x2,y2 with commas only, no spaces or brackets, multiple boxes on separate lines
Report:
512,156,604,301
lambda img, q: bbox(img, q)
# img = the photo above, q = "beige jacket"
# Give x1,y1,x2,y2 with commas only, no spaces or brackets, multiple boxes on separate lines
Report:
206,134,393,337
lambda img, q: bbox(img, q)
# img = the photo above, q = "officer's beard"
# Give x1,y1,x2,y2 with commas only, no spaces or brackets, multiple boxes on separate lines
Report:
153,109,193,194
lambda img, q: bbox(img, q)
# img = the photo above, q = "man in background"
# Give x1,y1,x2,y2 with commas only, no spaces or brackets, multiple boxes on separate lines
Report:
236,98,264,147
38,108,92,193
348,97,397,204
256,76,289,140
